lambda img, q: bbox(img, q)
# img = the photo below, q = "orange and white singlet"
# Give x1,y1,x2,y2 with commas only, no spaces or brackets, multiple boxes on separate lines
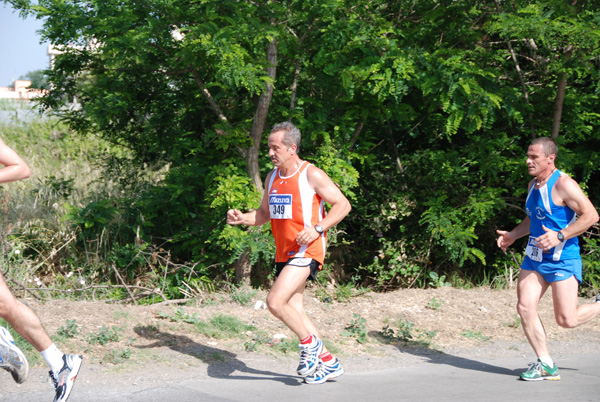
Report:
267,161,326,265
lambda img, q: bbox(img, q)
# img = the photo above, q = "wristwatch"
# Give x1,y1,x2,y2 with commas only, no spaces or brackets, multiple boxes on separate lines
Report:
557,231,565,242
314,225,324,234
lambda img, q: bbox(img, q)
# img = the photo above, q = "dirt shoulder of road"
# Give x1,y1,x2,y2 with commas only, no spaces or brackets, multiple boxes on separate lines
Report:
25,286,600,370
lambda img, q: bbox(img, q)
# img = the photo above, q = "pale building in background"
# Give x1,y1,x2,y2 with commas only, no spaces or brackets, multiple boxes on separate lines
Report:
0,80,47,99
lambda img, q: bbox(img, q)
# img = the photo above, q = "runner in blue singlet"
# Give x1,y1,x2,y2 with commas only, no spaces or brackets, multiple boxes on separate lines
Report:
496,137,600,382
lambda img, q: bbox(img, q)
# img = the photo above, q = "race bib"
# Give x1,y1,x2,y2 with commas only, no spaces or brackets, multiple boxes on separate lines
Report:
525,236,543,262
269,194,292,219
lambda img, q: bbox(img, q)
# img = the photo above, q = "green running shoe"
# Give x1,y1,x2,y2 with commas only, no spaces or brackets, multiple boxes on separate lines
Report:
520,359,560,381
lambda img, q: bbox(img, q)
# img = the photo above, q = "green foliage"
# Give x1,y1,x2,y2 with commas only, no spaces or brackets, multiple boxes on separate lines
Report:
379,322,413,343
158,308,255,339
229,286,258,306
208,314,255,335
334,283,354,303
63,200,119,237
3,0,600,295
31,176,74,204
341,313,368,344
56,320,80,339
460,329,490,342
426,297,444,311
378,318,438,346
427,272,451,289
87,325,122,346
103,348,131,365
581,237,600,297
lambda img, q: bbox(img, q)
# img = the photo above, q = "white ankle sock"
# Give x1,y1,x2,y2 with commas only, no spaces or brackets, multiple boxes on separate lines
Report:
539,356,554,367
41,343,64,374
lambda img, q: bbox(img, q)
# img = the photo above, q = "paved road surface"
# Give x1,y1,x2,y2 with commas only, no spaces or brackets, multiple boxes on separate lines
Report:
1,350,598,402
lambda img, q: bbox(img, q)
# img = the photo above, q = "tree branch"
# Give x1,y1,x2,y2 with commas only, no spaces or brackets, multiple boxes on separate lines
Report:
494,0,535,139
552,45,573,139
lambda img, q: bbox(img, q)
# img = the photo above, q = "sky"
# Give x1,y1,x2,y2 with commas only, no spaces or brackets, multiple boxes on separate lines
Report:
0,3,49,87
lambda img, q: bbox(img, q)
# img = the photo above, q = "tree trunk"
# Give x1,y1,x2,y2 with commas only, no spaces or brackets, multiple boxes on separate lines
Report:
493,0,535,139
234,250,252,286
246,37,277,191
234,38,278,285
551,45,572,139
551,76,567,139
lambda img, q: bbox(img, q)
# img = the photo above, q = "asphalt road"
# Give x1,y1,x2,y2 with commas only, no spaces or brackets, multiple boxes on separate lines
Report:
1,350,599,402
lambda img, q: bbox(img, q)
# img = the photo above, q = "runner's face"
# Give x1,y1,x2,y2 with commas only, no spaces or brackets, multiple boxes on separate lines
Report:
268,131,295,167
526,144,553,177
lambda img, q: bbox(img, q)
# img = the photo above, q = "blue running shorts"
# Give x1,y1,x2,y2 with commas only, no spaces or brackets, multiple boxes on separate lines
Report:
521,256,582,283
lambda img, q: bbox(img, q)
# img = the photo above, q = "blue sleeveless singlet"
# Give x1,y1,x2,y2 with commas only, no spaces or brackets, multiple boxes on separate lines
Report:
524,169,580,262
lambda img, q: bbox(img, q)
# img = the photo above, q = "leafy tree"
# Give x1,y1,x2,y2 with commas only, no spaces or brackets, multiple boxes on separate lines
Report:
6,0,600,293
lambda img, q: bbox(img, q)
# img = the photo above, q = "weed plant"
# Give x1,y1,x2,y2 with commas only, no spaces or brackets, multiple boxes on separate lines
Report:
103,348,131,364
426,297,444,310
460,329,490,342
86,325,123,346
378,317,438,347
56,319,80,339
341,313,368,344
229,286,258,306
159,308,255,340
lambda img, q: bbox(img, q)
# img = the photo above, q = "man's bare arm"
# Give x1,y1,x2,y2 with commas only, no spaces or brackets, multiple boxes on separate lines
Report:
0,137,31,183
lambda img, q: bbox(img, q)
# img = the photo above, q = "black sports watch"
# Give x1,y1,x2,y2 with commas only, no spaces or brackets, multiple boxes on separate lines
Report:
557,231,565,242
314,225,324,234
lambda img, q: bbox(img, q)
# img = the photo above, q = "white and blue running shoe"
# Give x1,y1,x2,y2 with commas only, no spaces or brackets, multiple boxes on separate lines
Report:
304,357,344,384
296,336,323,376
0,326,29,384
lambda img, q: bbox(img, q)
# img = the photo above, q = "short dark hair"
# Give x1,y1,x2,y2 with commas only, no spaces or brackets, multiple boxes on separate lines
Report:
531,137,558,157
270,121,301,152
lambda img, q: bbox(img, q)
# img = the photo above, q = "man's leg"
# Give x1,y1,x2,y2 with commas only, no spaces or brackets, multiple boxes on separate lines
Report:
286,284,329,354
0,272,50,384
290,287,345,384
266,265,330,378
0,273,83,400
287,288,318,335
517,269,561,381
0,273,52,352
266,265,312,339
551,276,600,328
517,269,550,359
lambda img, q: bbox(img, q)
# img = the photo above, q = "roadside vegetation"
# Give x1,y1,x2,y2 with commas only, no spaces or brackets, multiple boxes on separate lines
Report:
1,0,600,312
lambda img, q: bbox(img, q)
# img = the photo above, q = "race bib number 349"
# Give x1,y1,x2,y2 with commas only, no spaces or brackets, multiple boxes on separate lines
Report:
269,194,292,219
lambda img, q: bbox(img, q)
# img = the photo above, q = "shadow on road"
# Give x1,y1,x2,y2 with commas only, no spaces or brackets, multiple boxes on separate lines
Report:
369,331,522,377
134,325,302,386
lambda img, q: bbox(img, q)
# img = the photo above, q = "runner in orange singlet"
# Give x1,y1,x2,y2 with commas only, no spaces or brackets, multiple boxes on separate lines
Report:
268,159,326,266
227,122,351,384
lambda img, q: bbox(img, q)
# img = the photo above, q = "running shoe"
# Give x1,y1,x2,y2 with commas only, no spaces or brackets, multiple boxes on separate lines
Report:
296,336,323,376
0,326,29,384
304,357,344,384
49,354,83,402
520,359,560,381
